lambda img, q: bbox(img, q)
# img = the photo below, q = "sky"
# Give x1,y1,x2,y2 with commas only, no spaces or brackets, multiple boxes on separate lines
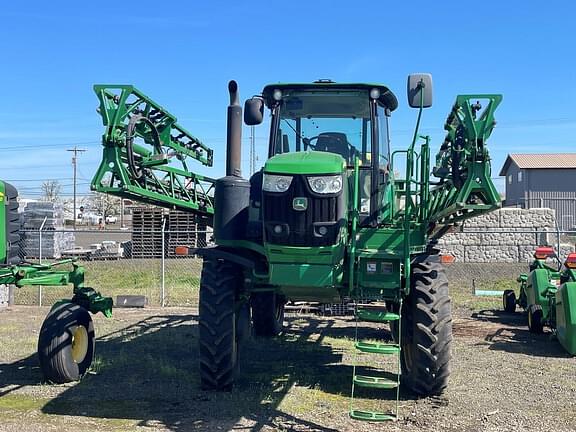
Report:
1,1,575,200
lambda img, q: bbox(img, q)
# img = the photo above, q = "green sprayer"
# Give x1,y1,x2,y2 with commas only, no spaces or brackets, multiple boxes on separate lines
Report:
90,74,502,420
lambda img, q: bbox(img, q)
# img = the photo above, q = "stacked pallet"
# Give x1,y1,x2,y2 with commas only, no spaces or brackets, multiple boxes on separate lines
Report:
21,202,75,258
167,211,209,256
131,207,166,258
131,207,211,258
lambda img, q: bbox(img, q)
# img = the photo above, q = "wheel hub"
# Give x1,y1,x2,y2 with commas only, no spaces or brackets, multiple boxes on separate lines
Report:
70,326,88,364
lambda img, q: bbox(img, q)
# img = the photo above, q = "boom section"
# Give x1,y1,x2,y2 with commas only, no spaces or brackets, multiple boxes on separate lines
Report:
91,85,215,218
426,94,502,228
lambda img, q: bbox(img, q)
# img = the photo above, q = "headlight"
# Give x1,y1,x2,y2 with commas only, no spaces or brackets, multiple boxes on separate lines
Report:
307,175,342,194
263,174,293,193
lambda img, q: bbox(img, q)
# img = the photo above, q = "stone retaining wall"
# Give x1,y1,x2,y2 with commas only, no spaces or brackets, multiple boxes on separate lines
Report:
438,208,574,262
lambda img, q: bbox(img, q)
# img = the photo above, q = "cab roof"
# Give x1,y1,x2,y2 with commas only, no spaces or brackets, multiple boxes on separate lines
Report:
262,82,398,112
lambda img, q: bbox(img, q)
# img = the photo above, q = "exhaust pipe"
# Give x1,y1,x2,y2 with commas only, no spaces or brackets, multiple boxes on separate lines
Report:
214,80,250,243
226,80,242,177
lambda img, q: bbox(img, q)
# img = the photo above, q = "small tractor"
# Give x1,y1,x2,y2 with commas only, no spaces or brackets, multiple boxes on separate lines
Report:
504,246,576,355
91,74,502,420
0,180,112,383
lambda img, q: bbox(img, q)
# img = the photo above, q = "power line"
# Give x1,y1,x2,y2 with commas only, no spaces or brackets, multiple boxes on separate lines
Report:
0,141,100,151
3,177,72,182
16,182,91,189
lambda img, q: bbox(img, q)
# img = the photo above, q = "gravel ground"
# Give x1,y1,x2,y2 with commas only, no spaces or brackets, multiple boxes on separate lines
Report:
0,289,575,431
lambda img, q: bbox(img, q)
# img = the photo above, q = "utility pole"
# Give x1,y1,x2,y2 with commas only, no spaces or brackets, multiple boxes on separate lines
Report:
67,146,86,230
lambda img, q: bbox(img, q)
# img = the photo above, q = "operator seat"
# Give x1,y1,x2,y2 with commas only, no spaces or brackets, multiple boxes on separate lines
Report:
315,132,351,163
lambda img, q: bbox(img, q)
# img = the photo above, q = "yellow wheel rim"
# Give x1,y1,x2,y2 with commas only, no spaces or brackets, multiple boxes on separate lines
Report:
71,326,89,364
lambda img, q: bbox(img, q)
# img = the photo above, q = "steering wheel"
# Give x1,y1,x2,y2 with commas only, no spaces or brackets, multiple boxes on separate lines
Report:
302,135,319,150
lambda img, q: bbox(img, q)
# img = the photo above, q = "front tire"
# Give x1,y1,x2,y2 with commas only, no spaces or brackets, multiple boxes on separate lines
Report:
527,304,544,333
400,258,452,396
251,292,285,337
198,258,242,391
503,289,517,313
38,302,95,383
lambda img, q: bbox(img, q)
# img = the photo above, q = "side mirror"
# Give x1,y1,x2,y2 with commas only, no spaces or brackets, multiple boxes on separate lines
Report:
407,73,433,108
244,97,264,125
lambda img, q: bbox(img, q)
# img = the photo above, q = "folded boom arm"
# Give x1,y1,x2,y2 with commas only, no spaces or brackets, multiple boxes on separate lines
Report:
91,85,215,220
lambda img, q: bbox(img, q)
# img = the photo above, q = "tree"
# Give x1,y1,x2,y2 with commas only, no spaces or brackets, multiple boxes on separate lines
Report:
41,180,62,202
82,192,121,222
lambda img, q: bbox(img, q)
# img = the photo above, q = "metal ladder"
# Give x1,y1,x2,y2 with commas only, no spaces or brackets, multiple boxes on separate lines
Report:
349,301,402,421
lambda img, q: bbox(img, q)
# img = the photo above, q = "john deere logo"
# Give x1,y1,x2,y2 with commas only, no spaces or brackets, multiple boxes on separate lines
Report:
293,197,308,211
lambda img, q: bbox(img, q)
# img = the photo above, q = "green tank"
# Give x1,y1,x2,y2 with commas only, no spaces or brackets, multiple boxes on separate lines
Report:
556,281,576,355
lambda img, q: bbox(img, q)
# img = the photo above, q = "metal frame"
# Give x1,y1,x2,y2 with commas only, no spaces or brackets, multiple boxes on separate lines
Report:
91,85,215,217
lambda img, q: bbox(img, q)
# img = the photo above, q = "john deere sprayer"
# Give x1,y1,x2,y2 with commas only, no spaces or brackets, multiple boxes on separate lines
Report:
91,75,502,421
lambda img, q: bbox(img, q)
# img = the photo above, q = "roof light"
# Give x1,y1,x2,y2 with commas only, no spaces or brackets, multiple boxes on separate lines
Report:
370,88,381,99
534,246,555,260
565,253,576,269
272,89,283,101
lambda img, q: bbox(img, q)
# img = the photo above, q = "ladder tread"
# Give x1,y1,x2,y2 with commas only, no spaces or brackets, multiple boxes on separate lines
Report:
349,410,397,422
350,301,403,422
356,309,400,322
353,374,399,389
355,341,400,354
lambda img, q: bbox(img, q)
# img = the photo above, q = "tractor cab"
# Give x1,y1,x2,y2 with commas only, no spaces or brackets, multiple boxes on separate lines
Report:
246,82,398,228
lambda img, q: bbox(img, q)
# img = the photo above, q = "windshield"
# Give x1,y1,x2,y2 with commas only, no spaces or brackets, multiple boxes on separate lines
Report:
273,90,375,166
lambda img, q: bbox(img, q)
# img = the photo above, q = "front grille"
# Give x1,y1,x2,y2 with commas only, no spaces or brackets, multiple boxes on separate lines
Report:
263,175,344,246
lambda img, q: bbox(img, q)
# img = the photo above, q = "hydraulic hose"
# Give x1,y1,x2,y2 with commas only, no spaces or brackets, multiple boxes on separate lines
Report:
125,114,163,180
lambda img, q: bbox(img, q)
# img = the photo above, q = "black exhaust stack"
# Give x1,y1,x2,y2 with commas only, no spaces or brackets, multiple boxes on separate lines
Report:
226,80,242,177
214,80,250,243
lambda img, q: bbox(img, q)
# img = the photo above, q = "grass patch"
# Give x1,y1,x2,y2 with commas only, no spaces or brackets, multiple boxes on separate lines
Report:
451,278,517,312
14,258,202,306
0,394,50,411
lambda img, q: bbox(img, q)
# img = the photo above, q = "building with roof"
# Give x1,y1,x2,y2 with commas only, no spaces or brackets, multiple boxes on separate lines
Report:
499,153,576,229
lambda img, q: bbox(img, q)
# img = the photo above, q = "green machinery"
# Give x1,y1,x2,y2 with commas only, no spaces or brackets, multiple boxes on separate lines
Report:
91,75,501,421
504,246,576,355
0,180,112,383
91,84,215,219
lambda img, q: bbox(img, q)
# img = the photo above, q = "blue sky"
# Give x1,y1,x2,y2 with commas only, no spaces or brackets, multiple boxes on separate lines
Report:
1,1,575,198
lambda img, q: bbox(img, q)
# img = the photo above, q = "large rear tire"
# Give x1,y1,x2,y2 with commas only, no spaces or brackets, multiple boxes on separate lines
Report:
4,182,21,265
198,258,242,390
251,292,285,337
400,258,452,396
38,302,95,383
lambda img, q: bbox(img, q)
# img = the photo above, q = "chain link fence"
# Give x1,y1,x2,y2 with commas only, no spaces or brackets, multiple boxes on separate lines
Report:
13,228,207,307
11,226,576,307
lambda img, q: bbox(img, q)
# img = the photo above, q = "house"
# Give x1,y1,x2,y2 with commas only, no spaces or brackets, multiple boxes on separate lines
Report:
499,153,576,229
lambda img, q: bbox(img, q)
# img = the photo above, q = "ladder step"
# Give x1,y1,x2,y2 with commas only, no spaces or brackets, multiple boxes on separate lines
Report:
349,410,397,422
353,374,399,389
355,341,400,354
356,309,400,322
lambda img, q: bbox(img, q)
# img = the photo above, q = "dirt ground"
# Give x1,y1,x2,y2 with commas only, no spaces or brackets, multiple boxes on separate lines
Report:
0,291,575,431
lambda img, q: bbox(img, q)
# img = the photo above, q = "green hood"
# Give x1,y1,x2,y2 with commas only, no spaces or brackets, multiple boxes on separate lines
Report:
264,151,345,175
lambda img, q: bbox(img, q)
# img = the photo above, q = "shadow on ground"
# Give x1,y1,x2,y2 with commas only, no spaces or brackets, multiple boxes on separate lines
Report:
0,314,405,431
471,309,570,358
